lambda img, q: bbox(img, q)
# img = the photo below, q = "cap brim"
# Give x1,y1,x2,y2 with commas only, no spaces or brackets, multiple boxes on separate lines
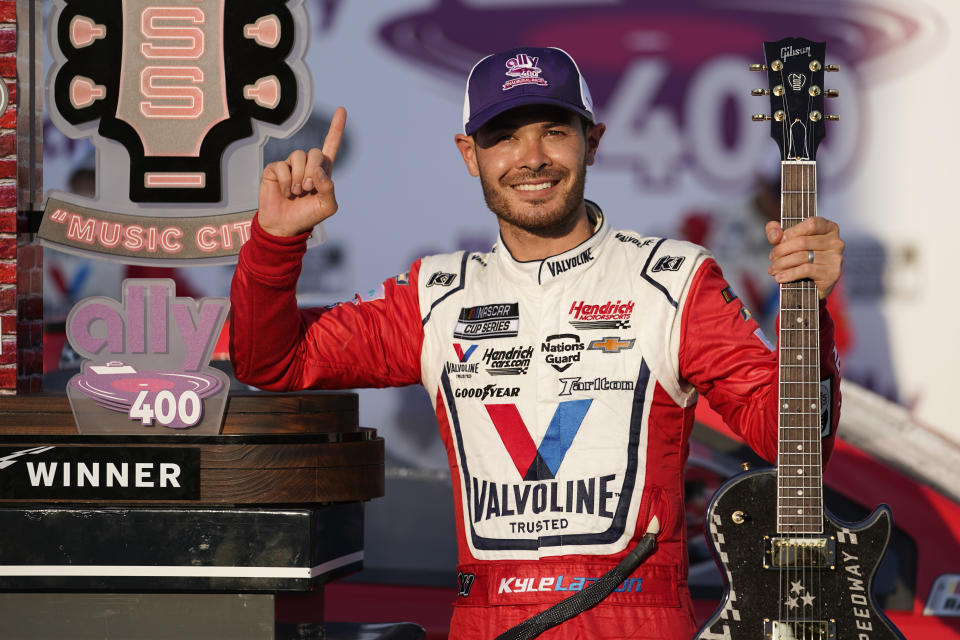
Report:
464,95,595,135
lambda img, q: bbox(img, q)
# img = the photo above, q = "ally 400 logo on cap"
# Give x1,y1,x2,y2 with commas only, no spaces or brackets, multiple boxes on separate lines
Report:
65,279,229,434
40,0,313,265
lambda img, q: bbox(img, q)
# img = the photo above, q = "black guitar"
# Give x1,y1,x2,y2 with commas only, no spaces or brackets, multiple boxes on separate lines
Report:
694,38,905,640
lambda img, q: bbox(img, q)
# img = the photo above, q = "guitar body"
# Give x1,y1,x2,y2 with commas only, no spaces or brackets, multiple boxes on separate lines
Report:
695,468,905,640
695,36,907,640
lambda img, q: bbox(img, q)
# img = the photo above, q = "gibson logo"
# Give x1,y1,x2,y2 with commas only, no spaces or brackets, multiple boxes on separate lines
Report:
781,45,812,60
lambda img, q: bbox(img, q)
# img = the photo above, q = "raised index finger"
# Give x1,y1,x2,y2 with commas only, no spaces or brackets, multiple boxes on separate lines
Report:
321,107,347,173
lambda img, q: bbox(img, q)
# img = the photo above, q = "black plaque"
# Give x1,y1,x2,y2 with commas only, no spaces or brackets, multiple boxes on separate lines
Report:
0,446,200,500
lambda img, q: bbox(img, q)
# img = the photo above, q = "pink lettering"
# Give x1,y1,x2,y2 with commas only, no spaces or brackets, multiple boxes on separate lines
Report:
140,7,205,59
66,214,96,244
140,66,204,118
159,227,183,253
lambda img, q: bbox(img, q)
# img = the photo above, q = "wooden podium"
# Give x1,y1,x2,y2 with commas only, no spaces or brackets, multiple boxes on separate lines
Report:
0,393,402,640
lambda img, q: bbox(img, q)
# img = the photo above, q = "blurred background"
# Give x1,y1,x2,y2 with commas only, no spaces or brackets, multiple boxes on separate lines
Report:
38,0,960,631
42,0,958,451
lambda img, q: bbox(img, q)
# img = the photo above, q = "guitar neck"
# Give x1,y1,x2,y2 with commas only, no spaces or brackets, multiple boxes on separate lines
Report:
777,159,823,535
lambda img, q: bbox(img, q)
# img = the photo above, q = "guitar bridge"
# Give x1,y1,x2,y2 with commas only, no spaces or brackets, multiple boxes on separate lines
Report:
764,619,836,639
763,536,836,569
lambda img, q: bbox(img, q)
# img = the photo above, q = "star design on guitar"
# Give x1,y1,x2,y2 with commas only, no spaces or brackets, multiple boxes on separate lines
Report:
785,581,817,608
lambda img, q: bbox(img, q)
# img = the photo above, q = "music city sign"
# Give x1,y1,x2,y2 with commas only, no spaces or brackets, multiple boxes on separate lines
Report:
39,0,313,264
65,279,229,434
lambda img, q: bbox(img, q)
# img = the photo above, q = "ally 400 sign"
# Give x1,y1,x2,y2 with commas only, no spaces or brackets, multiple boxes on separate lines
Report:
65,279,229,434
40,0,313,264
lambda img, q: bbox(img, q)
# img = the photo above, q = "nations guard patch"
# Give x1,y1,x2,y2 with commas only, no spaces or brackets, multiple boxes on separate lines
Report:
40,0,313,264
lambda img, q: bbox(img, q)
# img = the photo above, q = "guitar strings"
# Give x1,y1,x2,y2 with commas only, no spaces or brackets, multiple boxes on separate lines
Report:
778,157,786,640
779,159,824,640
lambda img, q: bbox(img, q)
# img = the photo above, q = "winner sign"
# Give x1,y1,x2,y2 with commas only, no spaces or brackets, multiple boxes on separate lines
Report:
40,0,313,264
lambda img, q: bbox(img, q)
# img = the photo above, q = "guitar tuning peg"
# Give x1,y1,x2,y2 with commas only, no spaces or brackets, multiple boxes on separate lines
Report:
825,115,840,121
751,88,770,96
752,114,771,122
749,63,767,72
825,89,840,98
825,64,840,72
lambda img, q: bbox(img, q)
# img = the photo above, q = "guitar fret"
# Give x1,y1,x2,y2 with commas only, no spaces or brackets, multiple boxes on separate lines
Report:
777,150,821,534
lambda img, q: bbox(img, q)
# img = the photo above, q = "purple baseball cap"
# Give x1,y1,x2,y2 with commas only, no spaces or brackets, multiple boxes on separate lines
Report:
462,46,596,135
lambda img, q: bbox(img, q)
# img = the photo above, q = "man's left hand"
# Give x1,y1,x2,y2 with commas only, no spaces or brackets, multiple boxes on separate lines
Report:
766,216,844,299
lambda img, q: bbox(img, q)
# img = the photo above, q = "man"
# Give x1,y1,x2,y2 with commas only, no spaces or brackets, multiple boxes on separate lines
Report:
230,47,844,639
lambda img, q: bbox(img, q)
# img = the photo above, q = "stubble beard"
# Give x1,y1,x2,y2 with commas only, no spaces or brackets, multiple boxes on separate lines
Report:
479,161,587,239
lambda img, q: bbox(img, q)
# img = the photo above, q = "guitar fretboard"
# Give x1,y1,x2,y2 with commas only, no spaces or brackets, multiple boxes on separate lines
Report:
776,160,823,534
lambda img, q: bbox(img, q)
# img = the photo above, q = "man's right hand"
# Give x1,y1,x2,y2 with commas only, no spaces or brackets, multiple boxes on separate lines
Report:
257,106,346,237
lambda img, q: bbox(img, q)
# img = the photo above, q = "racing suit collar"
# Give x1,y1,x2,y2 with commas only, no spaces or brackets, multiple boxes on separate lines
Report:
494,201,610,286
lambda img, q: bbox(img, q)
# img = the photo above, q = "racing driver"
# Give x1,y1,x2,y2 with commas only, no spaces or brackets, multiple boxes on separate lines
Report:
230,46,845,639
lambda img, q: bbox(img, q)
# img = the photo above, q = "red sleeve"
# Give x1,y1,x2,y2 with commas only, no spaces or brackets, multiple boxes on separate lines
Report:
229,214,423,391
679,259,840,465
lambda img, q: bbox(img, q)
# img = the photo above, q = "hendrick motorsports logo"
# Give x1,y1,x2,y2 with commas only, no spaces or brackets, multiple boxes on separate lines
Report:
568,299,634,330
0,446,200,500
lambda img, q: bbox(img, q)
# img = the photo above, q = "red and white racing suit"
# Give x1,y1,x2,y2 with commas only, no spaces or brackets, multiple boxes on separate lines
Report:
230,203,840,639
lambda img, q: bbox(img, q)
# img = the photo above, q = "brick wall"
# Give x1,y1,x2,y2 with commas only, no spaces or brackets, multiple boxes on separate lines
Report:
0,0,42,395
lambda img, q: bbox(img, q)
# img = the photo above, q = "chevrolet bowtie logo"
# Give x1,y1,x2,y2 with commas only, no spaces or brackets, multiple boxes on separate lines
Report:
587,337,635,354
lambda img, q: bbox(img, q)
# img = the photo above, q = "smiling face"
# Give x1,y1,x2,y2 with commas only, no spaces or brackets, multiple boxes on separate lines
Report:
455,105,605,239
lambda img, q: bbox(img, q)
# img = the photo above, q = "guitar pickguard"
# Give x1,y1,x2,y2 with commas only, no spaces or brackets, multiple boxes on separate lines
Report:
695,469,905,640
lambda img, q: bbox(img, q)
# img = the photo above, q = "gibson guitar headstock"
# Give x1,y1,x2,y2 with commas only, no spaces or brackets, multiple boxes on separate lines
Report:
751,37,838,161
